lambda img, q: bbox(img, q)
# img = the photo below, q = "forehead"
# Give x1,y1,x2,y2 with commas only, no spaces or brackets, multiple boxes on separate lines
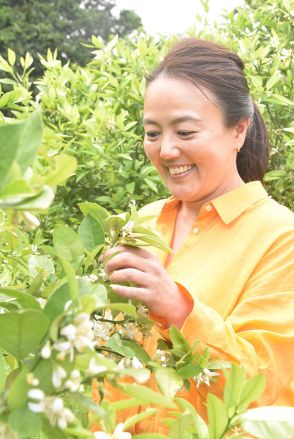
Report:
143,77,221,123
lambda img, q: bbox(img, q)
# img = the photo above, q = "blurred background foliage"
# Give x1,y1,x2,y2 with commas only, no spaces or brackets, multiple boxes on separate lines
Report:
0,0,292,242
0,0,142,75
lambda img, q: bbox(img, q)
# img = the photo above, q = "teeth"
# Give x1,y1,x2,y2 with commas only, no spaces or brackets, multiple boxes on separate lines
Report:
169,165,194,175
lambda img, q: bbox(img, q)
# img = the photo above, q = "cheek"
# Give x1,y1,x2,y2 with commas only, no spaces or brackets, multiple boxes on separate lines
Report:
144,142,158,164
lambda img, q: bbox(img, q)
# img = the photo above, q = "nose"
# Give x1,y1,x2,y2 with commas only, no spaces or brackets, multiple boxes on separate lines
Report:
159,134,181,160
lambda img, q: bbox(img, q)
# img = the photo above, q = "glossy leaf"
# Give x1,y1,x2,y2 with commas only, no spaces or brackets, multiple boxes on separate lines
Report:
0,309,49,359
78,213,105,250
155,367,183,399
8,407,42,438
207,394,228,439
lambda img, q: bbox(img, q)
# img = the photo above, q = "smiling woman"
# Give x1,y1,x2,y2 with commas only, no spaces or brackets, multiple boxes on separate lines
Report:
101,38,294,433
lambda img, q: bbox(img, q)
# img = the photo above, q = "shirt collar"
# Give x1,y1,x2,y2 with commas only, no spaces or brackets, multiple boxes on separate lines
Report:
211,181,269,224
158,181,269,225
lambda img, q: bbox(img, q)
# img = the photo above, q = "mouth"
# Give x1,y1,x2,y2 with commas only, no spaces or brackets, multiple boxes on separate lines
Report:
168,164,195,176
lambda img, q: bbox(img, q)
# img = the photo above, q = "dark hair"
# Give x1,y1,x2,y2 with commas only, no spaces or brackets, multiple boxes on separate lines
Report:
146,38,269,182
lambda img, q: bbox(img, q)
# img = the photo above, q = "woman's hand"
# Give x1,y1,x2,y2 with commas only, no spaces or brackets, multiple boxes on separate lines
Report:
102,245,193,328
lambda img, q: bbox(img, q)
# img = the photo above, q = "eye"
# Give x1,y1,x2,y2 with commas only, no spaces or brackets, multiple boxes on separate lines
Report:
178,131,197,137
145,131,160,139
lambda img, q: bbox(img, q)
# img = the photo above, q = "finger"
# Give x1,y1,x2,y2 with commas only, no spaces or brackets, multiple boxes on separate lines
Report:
105,252,150,274
109,283,149,301
110,268,149,286
103,245,152,261
101,245,125,262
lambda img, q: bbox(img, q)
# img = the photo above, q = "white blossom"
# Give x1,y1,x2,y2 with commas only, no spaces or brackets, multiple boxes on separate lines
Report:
155,349,168,367
64,369,81,392
27,388,46,413
27,390,75,430
88,358,108,376
93,320,111,341
120,322,141,340
54,313,95,361
52,365,67,388
86,273,99,283
45,396,75,430
26,373,39,387
94,423,132,439
195,368,219,388
41,340,52,359
131,357,143,369
121,220,135,238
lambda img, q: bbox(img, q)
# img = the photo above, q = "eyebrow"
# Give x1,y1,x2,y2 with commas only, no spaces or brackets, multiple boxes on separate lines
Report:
142,116,202,125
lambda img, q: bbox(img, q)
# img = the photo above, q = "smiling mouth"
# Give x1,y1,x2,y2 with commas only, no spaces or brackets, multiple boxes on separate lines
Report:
168,165,195,176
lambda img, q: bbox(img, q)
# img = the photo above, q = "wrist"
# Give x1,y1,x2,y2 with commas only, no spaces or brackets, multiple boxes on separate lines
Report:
151,283,193,329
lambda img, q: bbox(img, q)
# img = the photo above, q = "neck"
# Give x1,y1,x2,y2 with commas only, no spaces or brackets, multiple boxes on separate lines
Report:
180,175,245,217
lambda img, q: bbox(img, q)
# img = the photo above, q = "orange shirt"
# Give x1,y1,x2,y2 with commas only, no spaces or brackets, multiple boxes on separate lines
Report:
93,181,294,433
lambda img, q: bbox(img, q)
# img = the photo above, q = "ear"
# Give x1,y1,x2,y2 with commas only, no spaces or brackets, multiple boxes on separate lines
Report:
235,117,251,145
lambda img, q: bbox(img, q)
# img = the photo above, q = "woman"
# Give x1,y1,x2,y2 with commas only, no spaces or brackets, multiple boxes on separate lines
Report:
102,38,294,432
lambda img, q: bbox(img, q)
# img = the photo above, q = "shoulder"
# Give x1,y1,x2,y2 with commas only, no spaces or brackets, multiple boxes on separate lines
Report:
254,197,294,231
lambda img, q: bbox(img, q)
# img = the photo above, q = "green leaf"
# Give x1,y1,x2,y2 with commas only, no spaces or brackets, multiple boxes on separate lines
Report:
78,214,105,250
0,352,11,393
175,397,209,438
0,309,49,359
224,363,246,409
42,418,67,439
240,406,294,439
33,358,55,393
169,413,195,439
8,407,42,438
28,255,55,278
16,111,43,172
44,153,77,186
1,112,43,187
169,326,192,354
59,256,79,301
78,202,109,229
44,280,71,321
207,394,228,439
266,73,280,90
119,339,151,363
53,224,85,266
7,48,16,66
155,367,183,399
105,333,135,357
111,397,143,411
0,178,34,199
118,383,176,409
0,287,40,310
269,94,294,106
90,283,108,305
238,373,265,411
7,368,30,410
123,408,157,430
0,185,55,210
95,302,137,318
176,364,202,379
134,233,173,254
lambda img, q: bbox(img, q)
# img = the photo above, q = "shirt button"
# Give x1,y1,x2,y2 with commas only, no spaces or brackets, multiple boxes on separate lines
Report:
193,227,199,234
205,205,213,212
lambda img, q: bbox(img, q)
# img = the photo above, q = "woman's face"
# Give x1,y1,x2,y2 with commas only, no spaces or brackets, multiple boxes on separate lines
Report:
143,77,249,204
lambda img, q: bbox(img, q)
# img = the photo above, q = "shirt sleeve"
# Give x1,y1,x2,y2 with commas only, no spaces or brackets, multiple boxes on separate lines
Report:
159,229,294,405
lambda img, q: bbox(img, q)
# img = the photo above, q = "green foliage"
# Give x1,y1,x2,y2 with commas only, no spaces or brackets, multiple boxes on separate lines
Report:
216,0,294,207
0,1,293,437
0,0,142,74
